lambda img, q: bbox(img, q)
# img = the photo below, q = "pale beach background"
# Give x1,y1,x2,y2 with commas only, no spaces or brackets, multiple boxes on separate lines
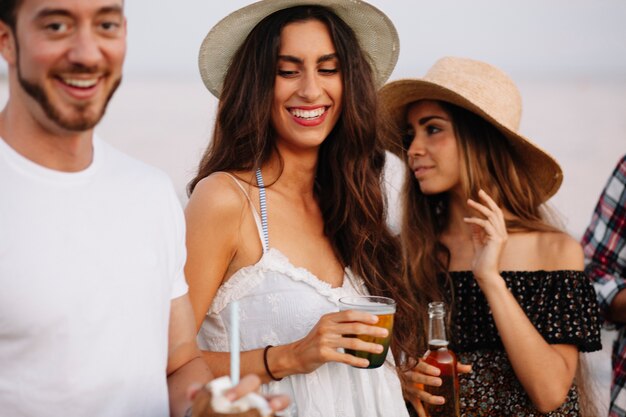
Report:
1,0,624,413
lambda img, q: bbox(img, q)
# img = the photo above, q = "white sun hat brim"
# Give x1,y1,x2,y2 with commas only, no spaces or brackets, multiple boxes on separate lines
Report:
198,0,400,98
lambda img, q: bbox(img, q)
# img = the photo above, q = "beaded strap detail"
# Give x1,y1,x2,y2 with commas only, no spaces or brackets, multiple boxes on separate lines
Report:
255,168,270,252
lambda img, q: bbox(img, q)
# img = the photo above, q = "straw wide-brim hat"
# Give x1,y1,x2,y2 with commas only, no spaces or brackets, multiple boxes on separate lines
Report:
198,0,399,98
379,56,563,202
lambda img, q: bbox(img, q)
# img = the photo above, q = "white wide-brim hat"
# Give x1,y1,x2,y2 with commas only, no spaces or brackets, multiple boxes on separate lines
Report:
379,56,563,202
198,0,400,98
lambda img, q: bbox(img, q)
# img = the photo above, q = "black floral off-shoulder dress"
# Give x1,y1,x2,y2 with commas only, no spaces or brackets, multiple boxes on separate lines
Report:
448,270,602,417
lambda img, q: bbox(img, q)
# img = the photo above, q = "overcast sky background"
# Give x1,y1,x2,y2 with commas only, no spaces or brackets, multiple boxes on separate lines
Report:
1,1,624,92
118,0,626,81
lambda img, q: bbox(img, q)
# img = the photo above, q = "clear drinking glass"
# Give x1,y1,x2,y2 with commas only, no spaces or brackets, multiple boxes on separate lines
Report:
338,295,396,369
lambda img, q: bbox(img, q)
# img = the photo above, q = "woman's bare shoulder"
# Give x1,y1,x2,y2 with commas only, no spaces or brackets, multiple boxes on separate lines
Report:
504,231,584,271
186,171,255,222
536,231,584,271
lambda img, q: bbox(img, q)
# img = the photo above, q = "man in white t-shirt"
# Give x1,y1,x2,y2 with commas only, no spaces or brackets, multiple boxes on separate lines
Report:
0,1,288,416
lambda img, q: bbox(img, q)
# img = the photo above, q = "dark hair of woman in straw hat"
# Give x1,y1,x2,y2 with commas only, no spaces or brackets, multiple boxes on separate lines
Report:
379,57,601,416
185,3,420,416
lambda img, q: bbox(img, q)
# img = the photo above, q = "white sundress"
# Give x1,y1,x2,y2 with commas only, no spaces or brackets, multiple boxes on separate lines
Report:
197,170,410,417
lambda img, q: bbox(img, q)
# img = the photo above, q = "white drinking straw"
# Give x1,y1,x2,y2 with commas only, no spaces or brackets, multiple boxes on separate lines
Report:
230,301,240,385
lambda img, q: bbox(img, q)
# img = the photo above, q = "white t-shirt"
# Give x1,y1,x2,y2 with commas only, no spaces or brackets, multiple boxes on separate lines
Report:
0,136,188,417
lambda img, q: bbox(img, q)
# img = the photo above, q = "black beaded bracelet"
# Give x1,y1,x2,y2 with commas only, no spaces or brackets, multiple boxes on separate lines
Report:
263,345,283,381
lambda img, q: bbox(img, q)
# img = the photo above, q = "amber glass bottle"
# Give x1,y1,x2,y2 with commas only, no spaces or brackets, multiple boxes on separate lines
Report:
423,302,460,417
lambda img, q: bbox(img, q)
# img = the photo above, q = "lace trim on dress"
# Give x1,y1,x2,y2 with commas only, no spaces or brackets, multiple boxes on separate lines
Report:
208,248,363,315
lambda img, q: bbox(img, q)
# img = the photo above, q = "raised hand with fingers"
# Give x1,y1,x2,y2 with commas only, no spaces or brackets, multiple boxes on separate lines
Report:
463,189,508,287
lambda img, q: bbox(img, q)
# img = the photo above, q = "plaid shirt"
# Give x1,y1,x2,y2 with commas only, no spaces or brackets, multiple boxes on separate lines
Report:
582,155,626,417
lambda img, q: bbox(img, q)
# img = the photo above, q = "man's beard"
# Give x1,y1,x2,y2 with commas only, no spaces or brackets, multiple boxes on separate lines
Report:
17,61,121,132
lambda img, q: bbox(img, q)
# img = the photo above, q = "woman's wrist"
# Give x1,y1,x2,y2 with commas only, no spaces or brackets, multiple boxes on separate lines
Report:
263,345,283,381
475,271,507,293
267,343,298,379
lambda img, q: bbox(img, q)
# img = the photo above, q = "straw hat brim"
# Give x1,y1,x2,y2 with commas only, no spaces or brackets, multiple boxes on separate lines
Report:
380,79,563,201
198,0,399,98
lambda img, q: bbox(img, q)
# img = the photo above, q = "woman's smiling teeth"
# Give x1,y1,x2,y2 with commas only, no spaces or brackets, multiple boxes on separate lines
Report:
289,107,326,119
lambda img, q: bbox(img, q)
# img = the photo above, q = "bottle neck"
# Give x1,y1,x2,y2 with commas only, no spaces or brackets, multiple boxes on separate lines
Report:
428,313,448,345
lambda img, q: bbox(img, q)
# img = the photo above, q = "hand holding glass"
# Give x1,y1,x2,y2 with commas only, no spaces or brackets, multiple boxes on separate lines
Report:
338,296,396,369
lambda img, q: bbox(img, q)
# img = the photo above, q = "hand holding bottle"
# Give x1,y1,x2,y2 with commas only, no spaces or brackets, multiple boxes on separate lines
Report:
404,360,471,417
405,302,466,417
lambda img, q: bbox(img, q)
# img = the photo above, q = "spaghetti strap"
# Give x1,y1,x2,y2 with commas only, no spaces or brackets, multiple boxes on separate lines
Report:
255,169,270,252
215,172,266,252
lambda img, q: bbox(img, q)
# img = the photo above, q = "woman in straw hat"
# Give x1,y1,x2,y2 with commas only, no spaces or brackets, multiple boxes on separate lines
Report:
379,57,602,416
184,2,419,416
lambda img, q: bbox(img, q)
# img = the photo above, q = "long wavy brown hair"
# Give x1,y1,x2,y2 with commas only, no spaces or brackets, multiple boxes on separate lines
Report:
188,6,420,365
399,100,597,416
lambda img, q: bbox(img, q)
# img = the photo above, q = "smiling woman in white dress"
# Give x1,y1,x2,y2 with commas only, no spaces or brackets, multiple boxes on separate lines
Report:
184,1,419,416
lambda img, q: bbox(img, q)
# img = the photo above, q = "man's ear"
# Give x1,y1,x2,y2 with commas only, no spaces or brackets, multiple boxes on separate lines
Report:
0,21,17,66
